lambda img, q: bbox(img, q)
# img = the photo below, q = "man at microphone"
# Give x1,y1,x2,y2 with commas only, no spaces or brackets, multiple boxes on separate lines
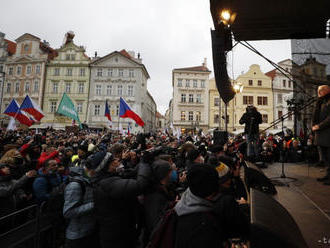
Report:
239,105,262,162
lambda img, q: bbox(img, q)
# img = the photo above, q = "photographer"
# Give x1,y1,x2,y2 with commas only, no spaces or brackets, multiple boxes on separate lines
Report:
239,105,262,162
92,147,152,248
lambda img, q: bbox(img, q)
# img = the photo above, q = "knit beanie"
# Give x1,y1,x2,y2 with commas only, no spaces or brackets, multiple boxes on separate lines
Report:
215,162,231,184
187,149,201,162
187,164,219,198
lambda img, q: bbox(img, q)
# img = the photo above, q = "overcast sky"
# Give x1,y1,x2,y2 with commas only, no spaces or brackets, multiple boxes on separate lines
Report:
0,0,291,114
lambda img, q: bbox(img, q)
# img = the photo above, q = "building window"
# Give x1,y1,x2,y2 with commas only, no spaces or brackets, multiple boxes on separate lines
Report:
177,79,182,87
26,66,32,74
262,114,268,123
201,80,205,88
128,85,133,96
188,111,193,121
71,54,76,61
180,111,185,121
258,80,262,86
196,111,201,121
108,69,113,77
278,111,283,118
107,85,112,96
78,83,84,93
66,54,71,60
186,79,190,87
129,69,134,77
119,69,124,77
196,94,201,103
283,79,286,87
80,68,85,76
36,65,41,74
96,85,102,95
15,82,20,93
116,105,119,116
94,105,100,116
77,103,83,113
277,94,282,104
181,94,186,102
52,82,58,93
67,68,73,76
50,101,57,113
243,96,253,105
214,97,220,106
189,94,194,103
65,83,71,93
34,81,39,93
257,96,268,105
25,82,30,93
117,85,123,96
24,44,29,52
97,68,102,77
8,67,13,75
288,81,291,88
17,66,22,75
214,114,219,123
54,68,60,76
0,65,3,72
248,80,253,86
193,80,197,88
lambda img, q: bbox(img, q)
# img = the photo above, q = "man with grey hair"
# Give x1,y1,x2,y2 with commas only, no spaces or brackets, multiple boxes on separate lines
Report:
312,85,330,185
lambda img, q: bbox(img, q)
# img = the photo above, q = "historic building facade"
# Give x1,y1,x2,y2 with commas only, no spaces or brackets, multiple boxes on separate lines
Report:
1,33,56,122
42,34,90,128
266,59,294,130
172,60,211,133
88,50,156,133
234,64,274,133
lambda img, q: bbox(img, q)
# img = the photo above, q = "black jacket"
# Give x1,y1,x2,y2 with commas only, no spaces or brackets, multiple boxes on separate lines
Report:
93,161,151,248
312,94,330,147
239,110,262,135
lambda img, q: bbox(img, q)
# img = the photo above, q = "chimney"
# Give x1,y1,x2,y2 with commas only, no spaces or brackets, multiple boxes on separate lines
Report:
202,58,207,67
95,51,97,58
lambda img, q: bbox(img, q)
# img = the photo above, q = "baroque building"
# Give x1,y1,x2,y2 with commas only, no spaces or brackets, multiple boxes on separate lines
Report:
88,50,156,133
42,32,90,128
172,59,211,133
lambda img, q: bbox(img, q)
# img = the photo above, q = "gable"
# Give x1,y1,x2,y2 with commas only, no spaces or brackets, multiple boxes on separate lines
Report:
92,53,139,68
15,33,40,43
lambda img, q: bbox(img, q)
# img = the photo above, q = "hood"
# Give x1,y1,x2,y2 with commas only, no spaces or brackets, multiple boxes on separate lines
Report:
68,166,90,183
174,188,214,217
95,152,113,174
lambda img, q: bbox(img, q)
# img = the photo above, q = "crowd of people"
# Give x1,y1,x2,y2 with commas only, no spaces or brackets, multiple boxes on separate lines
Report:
0,84,329,248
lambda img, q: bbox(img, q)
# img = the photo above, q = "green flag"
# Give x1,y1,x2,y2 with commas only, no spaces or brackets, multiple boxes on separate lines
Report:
56,93,82,128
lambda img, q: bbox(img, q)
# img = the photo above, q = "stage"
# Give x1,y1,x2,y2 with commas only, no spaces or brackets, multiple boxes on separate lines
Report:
262,162,330,248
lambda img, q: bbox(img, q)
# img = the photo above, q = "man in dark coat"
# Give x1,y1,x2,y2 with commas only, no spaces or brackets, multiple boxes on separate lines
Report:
239,105,262,161
92,150,152,248
313,85,330,185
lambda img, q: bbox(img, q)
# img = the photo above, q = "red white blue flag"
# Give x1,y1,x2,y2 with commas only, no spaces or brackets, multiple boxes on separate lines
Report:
119,97,144,127
20,95,44,121
3,99,34,127
105,100,112,121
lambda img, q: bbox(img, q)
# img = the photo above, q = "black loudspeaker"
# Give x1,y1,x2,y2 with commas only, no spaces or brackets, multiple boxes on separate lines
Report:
244,161,277,195
213,130,228,145
250,189,308,248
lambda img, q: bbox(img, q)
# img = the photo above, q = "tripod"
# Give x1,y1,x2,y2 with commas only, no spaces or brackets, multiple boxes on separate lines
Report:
271,116,297,187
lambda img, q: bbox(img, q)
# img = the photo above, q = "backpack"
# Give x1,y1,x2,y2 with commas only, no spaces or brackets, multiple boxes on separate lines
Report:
147,208,178,248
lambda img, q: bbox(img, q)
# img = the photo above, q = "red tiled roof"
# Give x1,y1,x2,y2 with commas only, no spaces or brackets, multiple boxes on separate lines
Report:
4,39,16,56
174,65,210,72
265,69,276,80
39,42,58,60
120,49,131,59
156,112,164,118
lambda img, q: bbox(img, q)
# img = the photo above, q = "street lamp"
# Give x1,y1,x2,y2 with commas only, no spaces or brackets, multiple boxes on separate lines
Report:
233,82,243,93
219,9,237,26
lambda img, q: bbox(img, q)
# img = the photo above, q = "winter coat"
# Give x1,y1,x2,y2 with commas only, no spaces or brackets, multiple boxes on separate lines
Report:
32,169,62,204
93,159,151,248
239,110,262,135
312,94,330,147
0,174,29,217
174,189,223,248
63,167,96,240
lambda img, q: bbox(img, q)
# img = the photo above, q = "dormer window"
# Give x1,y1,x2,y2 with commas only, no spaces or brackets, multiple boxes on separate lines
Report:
24,44,29,52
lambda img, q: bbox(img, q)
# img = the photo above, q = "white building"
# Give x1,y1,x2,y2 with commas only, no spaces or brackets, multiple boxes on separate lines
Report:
87,50,156,133
171,59,211,134
266,59,294,130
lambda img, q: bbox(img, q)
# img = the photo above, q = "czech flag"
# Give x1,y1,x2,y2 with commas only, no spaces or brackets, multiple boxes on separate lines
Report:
105,100,112,122
119,97,144,127
127,125,130,135
20,95,44,121
4,99,34,127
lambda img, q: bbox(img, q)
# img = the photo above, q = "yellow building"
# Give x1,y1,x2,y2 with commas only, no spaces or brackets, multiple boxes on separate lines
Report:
233,64,274,133
208,78,234,132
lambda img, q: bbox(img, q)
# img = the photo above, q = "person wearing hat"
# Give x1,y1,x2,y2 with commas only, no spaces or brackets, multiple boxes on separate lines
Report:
92,145,152,248
174,164,223,248
185,148,204,171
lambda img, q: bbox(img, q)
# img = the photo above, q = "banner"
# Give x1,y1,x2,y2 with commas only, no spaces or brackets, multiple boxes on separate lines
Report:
56,93,82,128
